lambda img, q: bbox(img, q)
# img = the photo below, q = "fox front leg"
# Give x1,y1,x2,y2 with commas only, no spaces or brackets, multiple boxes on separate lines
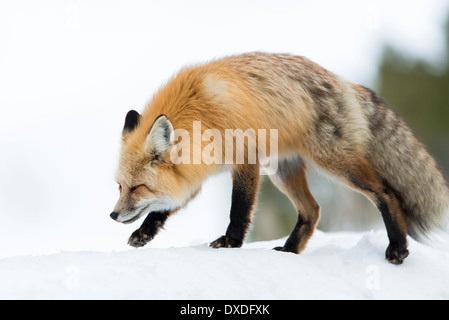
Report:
128,211,170,247
210,164,260,249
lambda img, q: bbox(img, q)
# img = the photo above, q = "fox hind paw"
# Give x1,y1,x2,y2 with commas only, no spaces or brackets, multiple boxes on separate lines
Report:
386,243,409,265
273,246,297,253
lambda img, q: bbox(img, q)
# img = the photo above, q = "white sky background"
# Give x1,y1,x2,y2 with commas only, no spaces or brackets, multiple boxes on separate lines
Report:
0,0,448,258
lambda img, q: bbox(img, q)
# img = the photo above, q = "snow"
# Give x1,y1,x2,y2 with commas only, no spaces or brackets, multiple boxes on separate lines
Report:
1,230,448,300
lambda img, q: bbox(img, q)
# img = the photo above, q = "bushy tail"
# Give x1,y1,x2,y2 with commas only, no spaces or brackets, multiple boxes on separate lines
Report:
363,88,449,241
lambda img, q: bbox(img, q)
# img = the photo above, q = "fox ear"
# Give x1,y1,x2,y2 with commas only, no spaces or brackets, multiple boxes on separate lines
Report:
145,115,175,158
123,110,140,134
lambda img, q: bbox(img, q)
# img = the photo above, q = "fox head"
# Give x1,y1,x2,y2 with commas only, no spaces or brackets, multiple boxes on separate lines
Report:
110,110,185,223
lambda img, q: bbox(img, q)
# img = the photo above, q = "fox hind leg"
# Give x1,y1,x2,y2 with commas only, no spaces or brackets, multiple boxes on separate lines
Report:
338,158,409,264
269,155,320,254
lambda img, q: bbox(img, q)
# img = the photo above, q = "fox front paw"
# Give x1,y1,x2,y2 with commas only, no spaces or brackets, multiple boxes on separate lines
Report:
128,229,153,248
210,235,242,249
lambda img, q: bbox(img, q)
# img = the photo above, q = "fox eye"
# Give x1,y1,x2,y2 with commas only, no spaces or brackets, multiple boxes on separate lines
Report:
130,185,142,192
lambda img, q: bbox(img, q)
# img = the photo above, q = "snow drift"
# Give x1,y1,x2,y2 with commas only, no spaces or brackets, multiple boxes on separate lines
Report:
1,230,448,300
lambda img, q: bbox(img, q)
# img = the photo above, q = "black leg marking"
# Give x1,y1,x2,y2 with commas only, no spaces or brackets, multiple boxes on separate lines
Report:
378,200,409,264
210,165,259,249
128,211,170,248
267,155,320,254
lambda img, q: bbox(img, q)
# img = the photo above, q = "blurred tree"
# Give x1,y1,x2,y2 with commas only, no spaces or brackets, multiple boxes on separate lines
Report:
377,15,449,176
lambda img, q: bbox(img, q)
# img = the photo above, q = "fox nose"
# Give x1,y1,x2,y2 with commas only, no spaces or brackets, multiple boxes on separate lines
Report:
110,212,119,220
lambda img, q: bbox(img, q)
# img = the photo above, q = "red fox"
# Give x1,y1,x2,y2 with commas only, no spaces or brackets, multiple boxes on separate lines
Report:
110,52,449,264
